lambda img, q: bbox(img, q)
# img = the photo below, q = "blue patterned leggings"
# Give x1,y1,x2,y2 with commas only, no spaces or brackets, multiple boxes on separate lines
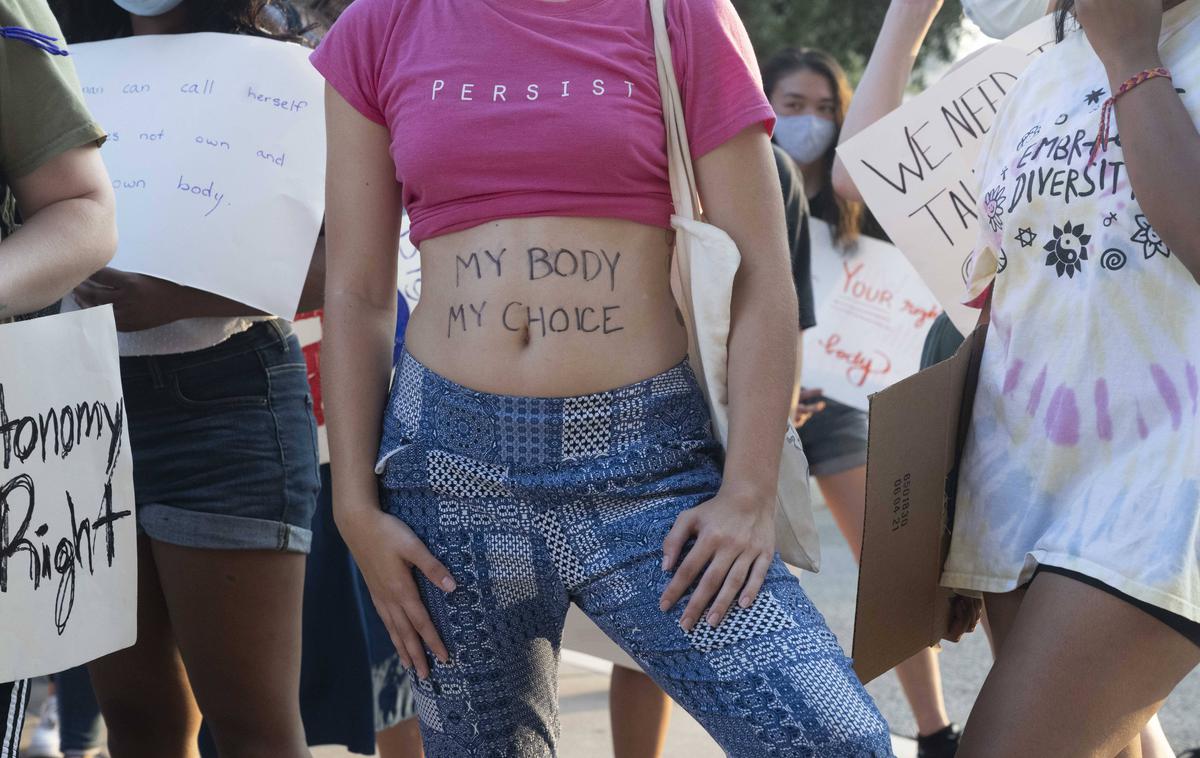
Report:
377,351,893,757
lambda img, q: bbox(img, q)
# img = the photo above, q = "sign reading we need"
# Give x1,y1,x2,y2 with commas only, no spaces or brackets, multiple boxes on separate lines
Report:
803,219,941,411
838,18,1055,331
0,308,137,682
72,33,325,320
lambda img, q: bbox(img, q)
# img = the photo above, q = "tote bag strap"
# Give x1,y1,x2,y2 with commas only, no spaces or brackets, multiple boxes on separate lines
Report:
649,0,702,224
649,0,712,410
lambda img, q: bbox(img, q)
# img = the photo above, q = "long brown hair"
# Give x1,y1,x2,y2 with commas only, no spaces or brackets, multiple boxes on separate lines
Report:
763,48,864,250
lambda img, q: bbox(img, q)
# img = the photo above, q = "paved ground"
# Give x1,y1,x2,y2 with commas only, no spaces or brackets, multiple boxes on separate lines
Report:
20,503,1200,756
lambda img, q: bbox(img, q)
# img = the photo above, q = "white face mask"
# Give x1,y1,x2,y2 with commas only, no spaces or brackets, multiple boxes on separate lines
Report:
773,114,837,166
112,0,185,17
962,0,1050,40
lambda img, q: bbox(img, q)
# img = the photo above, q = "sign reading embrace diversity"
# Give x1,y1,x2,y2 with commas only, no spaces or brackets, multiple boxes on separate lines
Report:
72,33,326,319
837,18,1056,331
0,308,137,682
802,219,941,410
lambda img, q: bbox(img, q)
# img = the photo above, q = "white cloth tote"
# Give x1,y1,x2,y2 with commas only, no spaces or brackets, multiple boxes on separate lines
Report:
648,0,820,572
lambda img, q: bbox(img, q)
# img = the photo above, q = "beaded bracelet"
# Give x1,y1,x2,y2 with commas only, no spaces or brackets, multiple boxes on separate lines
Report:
0,26,69,56
1087,66,1173,168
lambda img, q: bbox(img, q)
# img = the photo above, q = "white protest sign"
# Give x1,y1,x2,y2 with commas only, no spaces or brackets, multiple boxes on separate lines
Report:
0,307,137,682
837,17,1055,331
72,33,325,320
803,219,941,410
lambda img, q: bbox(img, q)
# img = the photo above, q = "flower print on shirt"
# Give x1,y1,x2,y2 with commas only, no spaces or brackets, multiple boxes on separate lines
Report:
983,185,1007,232
1043,220,1091,278
1131,214,1172,259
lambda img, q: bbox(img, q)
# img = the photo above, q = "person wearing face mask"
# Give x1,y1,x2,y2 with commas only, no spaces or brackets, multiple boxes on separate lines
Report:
764,46,963,758
45,1,327,756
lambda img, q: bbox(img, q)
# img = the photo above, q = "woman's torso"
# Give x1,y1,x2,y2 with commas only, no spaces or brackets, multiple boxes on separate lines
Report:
942,2,1200,608
313,0,774,395
966,1,1200,471
954,1,1200,543
406,216,687,396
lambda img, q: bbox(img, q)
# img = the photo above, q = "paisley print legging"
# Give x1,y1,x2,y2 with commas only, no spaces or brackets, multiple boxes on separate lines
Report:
375,350,894,757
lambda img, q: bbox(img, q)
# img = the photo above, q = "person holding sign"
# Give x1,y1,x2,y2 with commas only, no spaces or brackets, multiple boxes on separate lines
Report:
930,1,1200,755
314,1,894,756
50,2,325,757
0,0,116,754
764,43,961,758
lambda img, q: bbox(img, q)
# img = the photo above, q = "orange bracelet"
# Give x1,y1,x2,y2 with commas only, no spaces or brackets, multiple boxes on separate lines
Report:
1088,66,1173,168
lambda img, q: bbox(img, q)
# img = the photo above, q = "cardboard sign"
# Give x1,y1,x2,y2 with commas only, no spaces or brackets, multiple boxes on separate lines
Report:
0,307,137,682
803,219,941,410
852,325,986,684
72,33,326,319
837,18,1055,332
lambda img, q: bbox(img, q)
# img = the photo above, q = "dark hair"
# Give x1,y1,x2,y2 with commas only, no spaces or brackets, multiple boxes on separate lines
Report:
295,0,349,31
762,48,863,250
51,0,311,45
1055,0,1076,42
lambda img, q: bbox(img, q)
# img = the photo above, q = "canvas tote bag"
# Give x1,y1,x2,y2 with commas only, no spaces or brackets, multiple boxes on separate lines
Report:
648,0,821,572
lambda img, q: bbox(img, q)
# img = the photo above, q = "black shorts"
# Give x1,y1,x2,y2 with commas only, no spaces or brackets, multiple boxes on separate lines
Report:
1033,565,1200,648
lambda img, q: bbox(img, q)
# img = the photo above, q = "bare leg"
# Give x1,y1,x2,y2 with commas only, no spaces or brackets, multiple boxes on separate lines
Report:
151,541,310,758
610,665,672,758
961,572,1200,757
88,536,202,758
817,466,952,736
1139,716,1173,758
376,718,424,758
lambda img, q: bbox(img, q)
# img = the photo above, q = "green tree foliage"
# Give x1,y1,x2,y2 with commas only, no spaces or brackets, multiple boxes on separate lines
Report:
733,0,966,84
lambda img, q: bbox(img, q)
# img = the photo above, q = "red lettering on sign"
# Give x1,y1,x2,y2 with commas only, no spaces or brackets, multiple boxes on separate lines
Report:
819,333,893,387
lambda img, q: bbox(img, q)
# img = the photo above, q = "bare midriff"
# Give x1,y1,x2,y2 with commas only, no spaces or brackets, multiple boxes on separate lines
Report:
405,216,689,397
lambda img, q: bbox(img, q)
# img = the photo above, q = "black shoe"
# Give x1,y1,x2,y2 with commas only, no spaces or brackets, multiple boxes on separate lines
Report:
917,724,962,758
1177,749,1200,758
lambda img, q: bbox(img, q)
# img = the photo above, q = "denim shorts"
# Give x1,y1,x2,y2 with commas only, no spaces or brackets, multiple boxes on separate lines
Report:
797,398,868,477
121,320,320,553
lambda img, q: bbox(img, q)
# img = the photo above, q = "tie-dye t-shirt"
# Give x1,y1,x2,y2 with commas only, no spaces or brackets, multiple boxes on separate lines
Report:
942,0,1200,623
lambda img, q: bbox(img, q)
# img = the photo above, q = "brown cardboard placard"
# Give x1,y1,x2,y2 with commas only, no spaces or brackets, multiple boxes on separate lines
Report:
852,324,987,684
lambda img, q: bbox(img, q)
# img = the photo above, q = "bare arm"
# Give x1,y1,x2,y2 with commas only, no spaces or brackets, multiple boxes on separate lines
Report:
323,88,400,528
706,128,799,500
1080,0,1200,281
831,0,944,202
0,144,116,318
322,84,454,679
659,126,799,630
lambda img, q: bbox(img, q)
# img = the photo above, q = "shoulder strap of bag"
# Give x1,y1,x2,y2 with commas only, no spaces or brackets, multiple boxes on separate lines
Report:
648,0,702,224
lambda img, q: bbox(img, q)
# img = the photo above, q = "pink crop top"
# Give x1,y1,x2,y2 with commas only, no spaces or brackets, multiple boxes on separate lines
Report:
309,0,775,247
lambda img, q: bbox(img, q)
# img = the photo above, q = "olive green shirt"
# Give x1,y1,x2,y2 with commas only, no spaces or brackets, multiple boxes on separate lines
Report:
1,0,106,320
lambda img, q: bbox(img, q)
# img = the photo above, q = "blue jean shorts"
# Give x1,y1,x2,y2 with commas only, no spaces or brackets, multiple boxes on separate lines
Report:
121,320,320,553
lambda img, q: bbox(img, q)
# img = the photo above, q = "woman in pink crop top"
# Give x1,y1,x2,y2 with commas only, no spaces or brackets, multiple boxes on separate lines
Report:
313,2,893,756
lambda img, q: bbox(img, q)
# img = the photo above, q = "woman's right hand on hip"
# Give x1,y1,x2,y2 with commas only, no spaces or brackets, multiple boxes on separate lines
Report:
342,508,457,679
